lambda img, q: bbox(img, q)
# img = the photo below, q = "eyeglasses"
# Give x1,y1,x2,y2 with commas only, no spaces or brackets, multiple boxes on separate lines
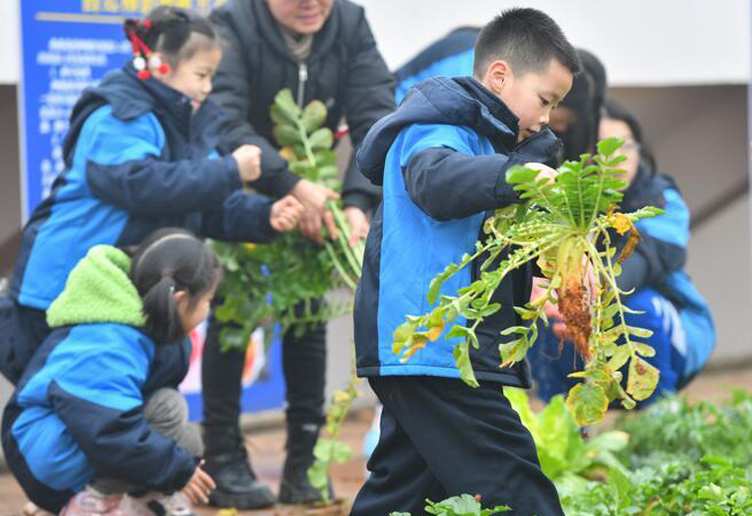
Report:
621,140,641,152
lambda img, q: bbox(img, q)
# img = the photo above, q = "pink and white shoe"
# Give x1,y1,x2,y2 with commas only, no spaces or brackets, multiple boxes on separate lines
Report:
59,487,123,516
121,492,196,516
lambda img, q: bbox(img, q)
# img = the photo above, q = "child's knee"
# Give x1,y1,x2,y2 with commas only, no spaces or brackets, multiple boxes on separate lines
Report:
144,388,203,456
144,388,189,432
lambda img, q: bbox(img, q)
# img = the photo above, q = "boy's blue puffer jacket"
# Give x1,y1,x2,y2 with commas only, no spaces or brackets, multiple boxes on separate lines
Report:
353,76,562,386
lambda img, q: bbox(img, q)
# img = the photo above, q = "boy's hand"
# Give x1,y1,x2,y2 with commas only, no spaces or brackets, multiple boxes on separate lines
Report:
291,179,340,244
343,206,370,245
270,195,304,232
524,162,558,183
233,145,263,182
183,465,215,505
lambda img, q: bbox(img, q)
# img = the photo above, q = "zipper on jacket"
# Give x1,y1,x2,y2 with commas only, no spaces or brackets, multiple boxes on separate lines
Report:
297,63,308,108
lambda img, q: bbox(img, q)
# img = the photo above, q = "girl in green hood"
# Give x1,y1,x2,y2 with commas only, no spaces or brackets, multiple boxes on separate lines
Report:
3,228,223,516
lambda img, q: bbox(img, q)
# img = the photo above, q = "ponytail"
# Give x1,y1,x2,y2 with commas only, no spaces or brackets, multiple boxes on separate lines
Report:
141,276,184,343
129,228,221,343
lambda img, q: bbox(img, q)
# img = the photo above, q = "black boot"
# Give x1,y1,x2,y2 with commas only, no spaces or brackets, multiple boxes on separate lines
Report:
278,423,332,504
203,427,276,509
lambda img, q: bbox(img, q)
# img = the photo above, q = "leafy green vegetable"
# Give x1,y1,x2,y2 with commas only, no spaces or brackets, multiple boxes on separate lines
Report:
562,393,752,515
389,494,510,516
213,90,364,350
307,370,361,503
504,388,628,486
392,139,664,424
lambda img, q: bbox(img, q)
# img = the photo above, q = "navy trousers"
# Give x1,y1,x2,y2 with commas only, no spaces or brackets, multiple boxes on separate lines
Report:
351,376,564,516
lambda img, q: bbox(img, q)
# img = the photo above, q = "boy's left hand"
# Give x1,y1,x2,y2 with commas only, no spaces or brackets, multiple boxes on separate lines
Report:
343,206,370,245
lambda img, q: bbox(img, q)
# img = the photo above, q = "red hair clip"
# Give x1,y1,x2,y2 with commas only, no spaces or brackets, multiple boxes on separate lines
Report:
126,19,170,80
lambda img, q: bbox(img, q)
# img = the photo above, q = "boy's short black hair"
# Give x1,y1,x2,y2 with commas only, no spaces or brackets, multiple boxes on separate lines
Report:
473,8,581,78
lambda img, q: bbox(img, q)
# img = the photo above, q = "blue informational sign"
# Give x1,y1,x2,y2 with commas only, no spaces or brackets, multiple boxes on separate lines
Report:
18,0,284,421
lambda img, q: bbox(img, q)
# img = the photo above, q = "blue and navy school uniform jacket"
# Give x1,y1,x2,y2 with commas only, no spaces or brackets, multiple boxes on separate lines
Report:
2,325,194,513
353,77,562,386
617,167,715,379
11,65,276,312
394,27,478,104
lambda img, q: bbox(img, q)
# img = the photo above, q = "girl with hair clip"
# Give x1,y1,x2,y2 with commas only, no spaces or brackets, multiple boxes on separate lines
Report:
528,98,715,407
2,228,223,516
0,6,302,387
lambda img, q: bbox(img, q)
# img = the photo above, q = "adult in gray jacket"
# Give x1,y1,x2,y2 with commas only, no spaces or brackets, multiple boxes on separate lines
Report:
203,0,394,509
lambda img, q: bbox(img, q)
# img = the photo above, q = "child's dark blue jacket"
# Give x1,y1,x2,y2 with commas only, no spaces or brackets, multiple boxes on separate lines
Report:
353,76,561,386
2,246,195,513
618,167,715,379
11,65,276,312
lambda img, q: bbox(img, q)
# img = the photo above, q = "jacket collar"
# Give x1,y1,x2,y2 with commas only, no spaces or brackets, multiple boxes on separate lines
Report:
456,77,520,142
357,76,520,184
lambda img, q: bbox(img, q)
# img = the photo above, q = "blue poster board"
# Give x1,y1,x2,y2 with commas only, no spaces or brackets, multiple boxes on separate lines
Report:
18,0,285,421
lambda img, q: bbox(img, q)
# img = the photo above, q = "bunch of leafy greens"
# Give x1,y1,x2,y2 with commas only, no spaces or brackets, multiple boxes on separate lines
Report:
390,393,752,515
390,494,510,516
392,138,663,425
504,387,629,495
561,392,752,515
212,90,363,350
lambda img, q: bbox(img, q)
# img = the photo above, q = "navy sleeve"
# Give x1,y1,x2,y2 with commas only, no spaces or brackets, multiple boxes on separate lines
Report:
45,332,195,492
400,126,560,221
209,15,301,198
81,107,243,216
200,191,278,243
404,148,518,221
617,188,690,292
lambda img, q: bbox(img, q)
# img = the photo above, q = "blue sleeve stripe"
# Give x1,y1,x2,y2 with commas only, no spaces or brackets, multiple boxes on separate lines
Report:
80,107,165,167
635,188,690,248
398,123,477,167
36,325,152,412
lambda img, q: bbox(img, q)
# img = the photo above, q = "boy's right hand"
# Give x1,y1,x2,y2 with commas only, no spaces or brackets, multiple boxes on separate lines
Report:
233,145,263,182
270,195,304,232
183,465,216,505
524,162,558,183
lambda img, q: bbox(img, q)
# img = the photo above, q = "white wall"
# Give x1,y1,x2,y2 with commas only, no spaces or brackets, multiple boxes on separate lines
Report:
2,1,749,86
0,1,19,84
358,0,751,86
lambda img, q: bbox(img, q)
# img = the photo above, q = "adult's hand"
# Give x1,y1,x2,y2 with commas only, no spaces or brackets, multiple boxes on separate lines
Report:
291,179,340,244
343,206,370,246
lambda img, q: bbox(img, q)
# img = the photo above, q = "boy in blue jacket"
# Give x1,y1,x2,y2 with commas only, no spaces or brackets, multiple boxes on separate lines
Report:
350,9,579,516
